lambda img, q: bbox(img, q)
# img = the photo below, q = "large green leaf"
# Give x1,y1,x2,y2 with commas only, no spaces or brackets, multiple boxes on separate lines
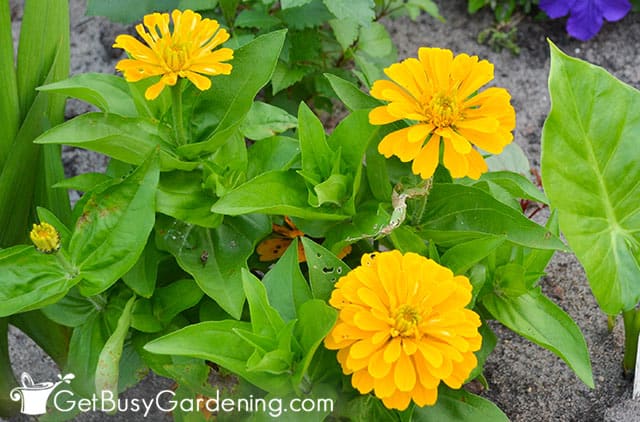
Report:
413,386,509,421
34,113,197,171
156,215,270,319
541,43,640,314
211,170,350,220
0,246,80,317
482,288,594,387
144,320,293,394
70,152,159,295
418,183,566,250
323,0,374,26
178,30,286,158
38,73,137,117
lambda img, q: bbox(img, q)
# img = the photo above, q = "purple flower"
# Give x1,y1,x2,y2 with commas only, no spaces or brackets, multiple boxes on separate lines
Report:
539,0,632,41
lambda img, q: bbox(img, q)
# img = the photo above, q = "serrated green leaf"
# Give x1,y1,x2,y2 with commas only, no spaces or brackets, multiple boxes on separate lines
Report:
323,0,374,26
541,42,640,314
482,288,594,388
328,18,360,51
357,22,393,58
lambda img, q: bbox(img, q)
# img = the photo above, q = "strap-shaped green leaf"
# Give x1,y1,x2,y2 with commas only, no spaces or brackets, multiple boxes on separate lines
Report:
541,42,640,314
0,0,19,166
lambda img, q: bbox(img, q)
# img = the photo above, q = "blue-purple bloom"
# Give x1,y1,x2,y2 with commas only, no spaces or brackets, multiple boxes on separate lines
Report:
539,0,632,41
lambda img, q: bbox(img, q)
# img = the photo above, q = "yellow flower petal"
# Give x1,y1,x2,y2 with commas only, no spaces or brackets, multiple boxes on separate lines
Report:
394,352,416,392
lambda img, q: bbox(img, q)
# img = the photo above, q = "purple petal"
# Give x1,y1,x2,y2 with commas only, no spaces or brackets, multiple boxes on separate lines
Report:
597,0,631,21
539,0,576,18
566,1,604,41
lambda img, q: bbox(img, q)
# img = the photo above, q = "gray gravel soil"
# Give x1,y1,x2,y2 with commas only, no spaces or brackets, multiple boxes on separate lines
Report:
6,0,640,420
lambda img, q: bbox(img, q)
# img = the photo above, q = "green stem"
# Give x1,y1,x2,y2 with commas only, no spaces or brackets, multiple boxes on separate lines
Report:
622,309,640,375
171,80,186,146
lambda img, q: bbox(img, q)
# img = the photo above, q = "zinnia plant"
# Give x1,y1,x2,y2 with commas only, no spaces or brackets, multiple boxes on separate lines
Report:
325,251,482,410
369,47,516,180
0,3,601,420
539,0,632,41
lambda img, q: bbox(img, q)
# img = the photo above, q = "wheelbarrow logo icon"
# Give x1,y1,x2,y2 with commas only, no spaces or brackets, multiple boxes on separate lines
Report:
9,372,75,415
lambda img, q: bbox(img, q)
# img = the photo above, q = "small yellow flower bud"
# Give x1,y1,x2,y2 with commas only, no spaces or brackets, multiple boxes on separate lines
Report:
30,222,61,253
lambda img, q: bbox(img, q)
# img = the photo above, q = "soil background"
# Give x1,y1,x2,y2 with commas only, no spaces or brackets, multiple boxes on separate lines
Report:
6,0,640,420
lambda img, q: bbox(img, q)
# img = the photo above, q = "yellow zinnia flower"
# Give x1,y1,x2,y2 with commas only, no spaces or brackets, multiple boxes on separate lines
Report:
369,47,516,180
324,250,482,410
30,222,61,254
113,9,233,100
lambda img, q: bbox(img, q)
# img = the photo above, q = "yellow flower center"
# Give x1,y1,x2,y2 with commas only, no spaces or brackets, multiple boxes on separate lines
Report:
426,93,460,127
391,305,422,338
30,222,61,254
164,41,190,71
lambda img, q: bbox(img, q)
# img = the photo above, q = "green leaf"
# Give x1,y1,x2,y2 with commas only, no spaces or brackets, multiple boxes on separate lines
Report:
277,0,333,29
328,18,360,51
474,171,548,204
419,184,566,250
441,236,506,274
541,42,640,314
0,0,19,166
271,61,312,95
144,320,293,394
86,0,179,23
301,237,350,300
413,386,508,421
325,73,380,111
485,142,530,175
156,215,271,319
243,269,286,336
211,170,349,220
121,239,161,298
323,0,374,26
34,113,197,171
42,288,101,328
178,30,287,158
70,152,159,296
235,8,282,30
298,102,333,181
493,263,529,297
0,246,80,317
281,0,313,8
95,294,136,399
263,239,312,321
153,279,204,322
292,299,337,385
240,101,297,141
157,170,223,228
482,288,594,387
247,136,300,179
38,73,137,117
54,172,113,192
219,0,240,25
357,22,393,58
66,312,110,396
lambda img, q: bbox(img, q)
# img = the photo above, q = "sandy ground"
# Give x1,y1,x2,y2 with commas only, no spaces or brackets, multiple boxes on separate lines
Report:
6,0,640,420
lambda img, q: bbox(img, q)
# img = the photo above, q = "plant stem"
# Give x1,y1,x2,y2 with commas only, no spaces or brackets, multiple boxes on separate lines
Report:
622,309,640,374
171,80,186,146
